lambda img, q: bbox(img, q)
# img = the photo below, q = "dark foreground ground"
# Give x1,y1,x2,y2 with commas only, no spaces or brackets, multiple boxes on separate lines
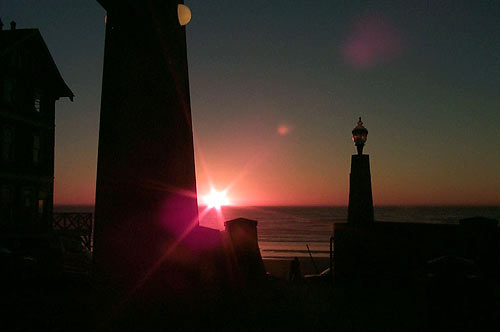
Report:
3,267,499,332
1,279,417,332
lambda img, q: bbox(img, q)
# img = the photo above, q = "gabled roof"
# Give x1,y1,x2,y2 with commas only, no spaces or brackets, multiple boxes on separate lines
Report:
0,28,74,101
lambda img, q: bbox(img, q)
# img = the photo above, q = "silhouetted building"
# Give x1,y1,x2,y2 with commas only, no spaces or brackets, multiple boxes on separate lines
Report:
0,21,73,233
93,1,201,287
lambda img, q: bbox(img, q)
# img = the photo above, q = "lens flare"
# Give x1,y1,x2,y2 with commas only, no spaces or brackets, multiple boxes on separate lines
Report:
277,124,292,135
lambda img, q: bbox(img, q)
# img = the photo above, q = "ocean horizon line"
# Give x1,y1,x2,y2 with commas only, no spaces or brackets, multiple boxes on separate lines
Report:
54,204,499,209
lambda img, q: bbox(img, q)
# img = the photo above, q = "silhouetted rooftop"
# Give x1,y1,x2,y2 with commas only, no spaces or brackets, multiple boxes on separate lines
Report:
0,27,74,100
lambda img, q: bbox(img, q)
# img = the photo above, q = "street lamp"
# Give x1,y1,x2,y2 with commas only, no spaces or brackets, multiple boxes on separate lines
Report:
352,117,368,155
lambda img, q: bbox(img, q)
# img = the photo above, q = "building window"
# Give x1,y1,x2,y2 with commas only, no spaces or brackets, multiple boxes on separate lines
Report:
38,199,44,215
37,191,47,216
1,186,12,205
3,78,14,103
33,134,41,163
34,90,42,113
1,186,13,225
2,127,14,161
24,189,32,208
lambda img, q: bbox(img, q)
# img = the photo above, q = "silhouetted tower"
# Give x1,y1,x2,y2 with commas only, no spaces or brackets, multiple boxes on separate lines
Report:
347,118,374,226
93,1,198,286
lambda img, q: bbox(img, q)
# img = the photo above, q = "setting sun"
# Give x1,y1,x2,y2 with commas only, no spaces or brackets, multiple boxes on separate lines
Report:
202,189,230,209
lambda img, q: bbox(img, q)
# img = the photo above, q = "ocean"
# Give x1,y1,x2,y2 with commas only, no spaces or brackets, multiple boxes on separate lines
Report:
55,205,499,259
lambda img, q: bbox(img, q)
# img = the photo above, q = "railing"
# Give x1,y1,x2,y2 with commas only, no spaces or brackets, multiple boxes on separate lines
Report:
52,213,93,252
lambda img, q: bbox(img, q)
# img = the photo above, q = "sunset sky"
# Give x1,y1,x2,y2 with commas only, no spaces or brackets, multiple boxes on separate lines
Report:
3,0,499,206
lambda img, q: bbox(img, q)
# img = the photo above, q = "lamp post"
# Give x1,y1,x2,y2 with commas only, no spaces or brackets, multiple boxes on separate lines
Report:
347,117,374,226
352,117,368,155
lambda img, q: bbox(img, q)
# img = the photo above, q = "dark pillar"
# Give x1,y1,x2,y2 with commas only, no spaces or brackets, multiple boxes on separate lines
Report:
224,218,266,282
93,0,199,287
347,154,374,226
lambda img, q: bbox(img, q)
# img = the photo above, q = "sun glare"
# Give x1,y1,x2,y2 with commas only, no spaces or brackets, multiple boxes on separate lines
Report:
203,189,230,209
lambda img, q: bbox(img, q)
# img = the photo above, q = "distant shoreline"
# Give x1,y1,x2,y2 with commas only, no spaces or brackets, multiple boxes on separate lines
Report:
54,204,499,211
53,205,498,260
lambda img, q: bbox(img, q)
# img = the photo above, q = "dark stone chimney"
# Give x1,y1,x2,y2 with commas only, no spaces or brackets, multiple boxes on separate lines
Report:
224,218,266,282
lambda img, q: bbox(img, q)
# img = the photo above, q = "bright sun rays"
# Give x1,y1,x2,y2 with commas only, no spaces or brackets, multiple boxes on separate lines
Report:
202,189,230,209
